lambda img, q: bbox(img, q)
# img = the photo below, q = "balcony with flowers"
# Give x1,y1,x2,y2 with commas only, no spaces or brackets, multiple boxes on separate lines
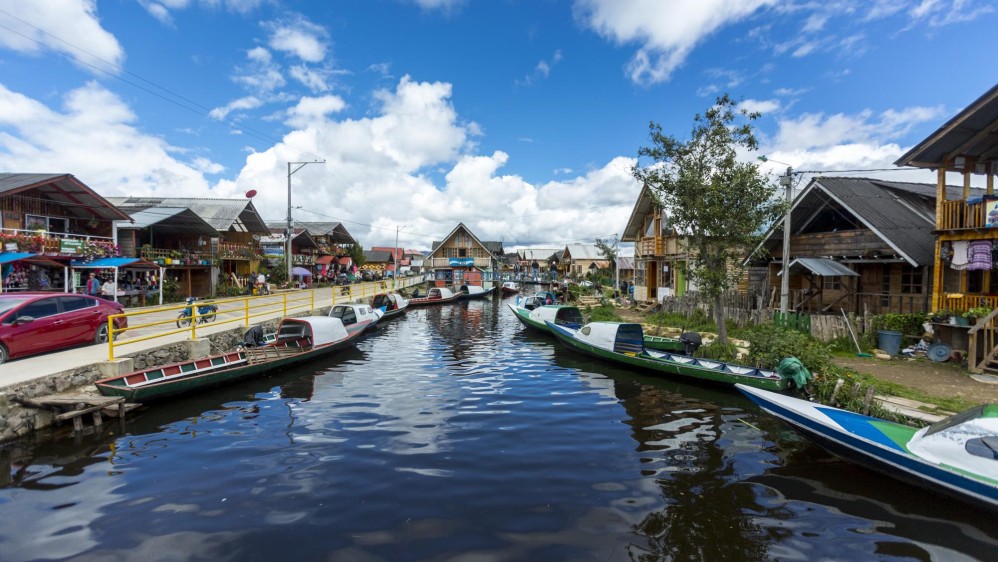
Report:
0,229,120,260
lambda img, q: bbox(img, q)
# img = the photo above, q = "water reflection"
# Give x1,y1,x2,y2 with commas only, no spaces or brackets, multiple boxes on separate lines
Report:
0,299,994,561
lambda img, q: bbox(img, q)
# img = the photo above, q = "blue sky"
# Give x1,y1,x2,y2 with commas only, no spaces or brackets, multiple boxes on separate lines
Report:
0,0,995,251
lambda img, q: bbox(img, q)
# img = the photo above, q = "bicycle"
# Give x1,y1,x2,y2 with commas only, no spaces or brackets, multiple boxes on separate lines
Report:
177,297,218,328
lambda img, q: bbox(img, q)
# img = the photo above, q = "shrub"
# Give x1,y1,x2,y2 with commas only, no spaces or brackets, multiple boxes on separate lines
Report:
744,322,832,374
585,303,621,322
696,340,738,362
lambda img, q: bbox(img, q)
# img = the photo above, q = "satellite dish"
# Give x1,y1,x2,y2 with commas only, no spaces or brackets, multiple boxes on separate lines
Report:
245,189,257,198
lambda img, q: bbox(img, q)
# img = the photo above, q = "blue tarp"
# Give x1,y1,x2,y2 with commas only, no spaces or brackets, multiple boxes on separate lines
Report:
70,257,149,268
0,252,38,264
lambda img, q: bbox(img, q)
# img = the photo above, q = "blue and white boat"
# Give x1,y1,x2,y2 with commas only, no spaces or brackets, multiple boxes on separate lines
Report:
737,384,998,511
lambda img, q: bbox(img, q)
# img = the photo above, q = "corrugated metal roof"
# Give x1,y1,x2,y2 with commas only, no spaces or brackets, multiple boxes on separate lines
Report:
364,250,392,263
518,248,560,260
564,244,601,260
617,256,634,270
784,258,858,277
107,196,269,233
287,222,357,245
118,206,218,237
895,83,998,169
0,173,130,221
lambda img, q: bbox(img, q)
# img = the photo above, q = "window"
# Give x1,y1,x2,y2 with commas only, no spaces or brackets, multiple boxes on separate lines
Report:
900,266,924,294
59,296,95,312
18,298,60,319
634,261,646,286
822,276,842,290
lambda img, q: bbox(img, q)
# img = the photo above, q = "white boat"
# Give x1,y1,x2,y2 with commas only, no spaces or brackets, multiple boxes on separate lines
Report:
371,293,409,320
501,281,519,295
458,284,496,299
737,384,998,510
408,287,461,306
328,302,382,332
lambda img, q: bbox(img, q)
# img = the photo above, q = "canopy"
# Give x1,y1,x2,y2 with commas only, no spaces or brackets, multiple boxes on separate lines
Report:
315,255,335,265
70,257,161,269
780,258,859,277
576,322,645,354
0,252,70,293
291,266,312,276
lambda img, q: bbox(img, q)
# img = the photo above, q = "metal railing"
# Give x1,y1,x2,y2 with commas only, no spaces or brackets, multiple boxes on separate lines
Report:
105,277,424,360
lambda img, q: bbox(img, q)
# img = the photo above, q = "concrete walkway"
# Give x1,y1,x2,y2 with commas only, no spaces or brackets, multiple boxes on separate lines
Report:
0,279,423,391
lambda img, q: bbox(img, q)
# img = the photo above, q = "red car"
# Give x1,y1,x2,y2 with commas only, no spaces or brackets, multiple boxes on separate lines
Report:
0,292,127,364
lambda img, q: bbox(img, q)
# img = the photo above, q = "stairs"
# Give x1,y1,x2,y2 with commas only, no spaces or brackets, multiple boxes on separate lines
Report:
636,301,658,314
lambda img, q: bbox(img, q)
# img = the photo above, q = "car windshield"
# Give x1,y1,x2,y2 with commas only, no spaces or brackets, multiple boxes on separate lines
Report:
0,296,33,316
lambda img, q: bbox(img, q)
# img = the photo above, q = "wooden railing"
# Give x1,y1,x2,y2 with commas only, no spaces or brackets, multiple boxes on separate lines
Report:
939,199,988,230
941,294,998,314
636,236,682,257
967,308,998,373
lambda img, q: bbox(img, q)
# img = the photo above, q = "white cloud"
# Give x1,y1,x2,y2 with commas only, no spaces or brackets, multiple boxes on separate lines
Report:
209,96,263,120
233,47,286,93
410,0,466,12
285,95,347,128
288,65,332,92
192,156,225,174
265,16,329,63
516,50,564,87
0,0,125,73
573,0,775,84
739,98,781,115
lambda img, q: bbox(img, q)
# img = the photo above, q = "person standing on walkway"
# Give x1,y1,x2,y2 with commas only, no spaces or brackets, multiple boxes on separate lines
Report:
86,272,101,296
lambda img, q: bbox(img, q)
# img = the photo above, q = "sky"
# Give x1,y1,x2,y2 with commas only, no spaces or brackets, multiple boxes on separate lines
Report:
0,0,995,253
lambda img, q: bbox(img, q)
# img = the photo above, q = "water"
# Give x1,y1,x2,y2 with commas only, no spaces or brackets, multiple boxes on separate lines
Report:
1,298,995,561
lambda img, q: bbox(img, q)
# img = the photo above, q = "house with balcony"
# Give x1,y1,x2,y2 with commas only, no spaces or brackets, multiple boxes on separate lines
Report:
747,177,941,315
621,183,695,302
109,196,270,295
0,173,131,293
426,223,502,288
263,227,320,268
893,82,998,371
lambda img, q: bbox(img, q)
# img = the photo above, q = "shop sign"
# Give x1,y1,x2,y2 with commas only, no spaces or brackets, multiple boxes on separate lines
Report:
59,239,83,254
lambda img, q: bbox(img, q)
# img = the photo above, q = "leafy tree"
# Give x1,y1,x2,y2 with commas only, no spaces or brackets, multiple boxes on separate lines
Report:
349,243,366,268
633,94,784,343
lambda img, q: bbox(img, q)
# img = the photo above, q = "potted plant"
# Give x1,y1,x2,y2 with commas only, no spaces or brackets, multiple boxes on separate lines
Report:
927,309,949,323
964,306,992,325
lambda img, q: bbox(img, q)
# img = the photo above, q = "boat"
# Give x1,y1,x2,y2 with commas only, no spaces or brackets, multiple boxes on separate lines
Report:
94,316,368,402
371,293,409,321
501,281,519,295
509,303,584,332
736,384,998,511
329,302,383,330
458,284,496,299
546,321,789,391
510,291,558,311
643,333,687,353
407,287,461,306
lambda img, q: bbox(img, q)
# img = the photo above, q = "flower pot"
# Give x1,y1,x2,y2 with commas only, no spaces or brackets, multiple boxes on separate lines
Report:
165,258,173,265
955,316,970,326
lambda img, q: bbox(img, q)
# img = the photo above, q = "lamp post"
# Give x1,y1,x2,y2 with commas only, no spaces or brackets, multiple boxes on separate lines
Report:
287,160,325,280
758,156,795,316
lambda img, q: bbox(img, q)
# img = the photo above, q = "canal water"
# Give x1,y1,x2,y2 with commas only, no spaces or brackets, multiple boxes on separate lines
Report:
1,297,995,561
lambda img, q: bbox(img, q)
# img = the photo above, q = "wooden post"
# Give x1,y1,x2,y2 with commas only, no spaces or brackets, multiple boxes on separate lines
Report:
830,379,845,406
862,386,876,415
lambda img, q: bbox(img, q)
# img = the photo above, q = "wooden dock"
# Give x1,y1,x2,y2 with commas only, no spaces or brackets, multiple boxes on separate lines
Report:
12,395,131,433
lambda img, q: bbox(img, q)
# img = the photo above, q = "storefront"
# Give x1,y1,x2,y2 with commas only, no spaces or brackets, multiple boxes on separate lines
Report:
70,257,164,306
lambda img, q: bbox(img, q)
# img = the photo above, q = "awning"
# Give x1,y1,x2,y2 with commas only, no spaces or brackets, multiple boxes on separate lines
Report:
316,255,335,265
70,257,162,269
780,258,859,277
0,252,66,268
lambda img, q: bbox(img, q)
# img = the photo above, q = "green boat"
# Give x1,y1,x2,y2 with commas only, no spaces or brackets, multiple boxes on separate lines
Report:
508,302,584,332
642,333,685,352
546,320,789,391
95,314,373,402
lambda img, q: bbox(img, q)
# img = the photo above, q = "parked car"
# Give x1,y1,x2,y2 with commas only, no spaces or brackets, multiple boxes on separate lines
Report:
0,293,127,364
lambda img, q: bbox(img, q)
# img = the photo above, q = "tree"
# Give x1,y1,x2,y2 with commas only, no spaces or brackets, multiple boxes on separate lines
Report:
632,94,784,343
595,236,618,288
349,243,366,268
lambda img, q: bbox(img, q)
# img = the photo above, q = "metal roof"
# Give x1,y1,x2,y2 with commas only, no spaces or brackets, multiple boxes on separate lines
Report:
563,244,602,260
616,256,634,270
782,258,858,277
364,250,392,263
426,223,499,261
107,196,269,234
286,222,357,245
895,83,998,169
0,173,130,221
117,206,219,237
622,183,657,241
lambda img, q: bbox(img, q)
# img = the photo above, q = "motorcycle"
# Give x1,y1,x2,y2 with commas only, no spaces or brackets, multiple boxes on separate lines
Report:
176,297,218,328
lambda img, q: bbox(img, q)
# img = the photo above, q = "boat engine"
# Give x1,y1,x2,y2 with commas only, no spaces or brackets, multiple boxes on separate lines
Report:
679,332,702,355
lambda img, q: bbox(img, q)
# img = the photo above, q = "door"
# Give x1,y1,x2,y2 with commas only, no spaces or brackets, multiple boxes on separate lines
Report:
4,297,64,355
677,265,686,297
647,261,658,300
57,295,101,343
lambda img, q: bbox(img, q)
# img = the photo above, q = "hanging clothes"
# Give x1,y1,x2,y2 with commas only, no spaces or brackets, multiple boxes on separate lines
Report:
940,241,953,265
967,240,992,270
951,240,970,270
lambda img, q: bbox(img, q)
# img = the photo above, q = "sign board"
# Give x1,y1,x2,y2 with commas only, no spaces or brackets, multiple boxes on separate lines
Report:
449,258,475,266
59,238,83,254
261,243,285,257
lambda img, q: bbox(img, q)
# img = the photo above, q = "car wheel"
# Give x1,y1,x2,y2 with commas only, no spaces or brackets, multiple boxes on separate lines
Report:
0,344,7,364
94,324,110,344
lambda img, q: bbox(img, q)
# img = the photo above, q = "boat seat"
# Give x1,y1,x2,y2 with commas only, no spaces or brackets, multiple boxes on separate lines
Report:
966,436,998,460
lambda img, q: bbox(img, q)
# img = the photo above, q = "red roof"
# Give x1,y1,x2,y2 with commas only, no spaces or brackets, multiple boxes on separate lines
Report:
316,255,335,265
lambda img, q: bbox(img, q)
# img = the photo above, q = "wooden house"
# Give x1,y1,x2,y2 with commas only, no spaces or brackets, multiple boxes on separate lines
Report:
427,223,502,287
749,177,942,315
621,184,694,302
562,244,609,279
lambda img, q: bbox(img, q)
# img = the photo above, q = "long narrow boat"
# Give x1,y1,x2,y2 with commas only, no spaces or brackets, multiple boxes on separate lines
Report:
546,321,789,391
643,333,687,353
95,315,371,402
458,284,496,299
371,293,409,321
501,281,519,295
509,303,584,332
736,384,998,511
408,287,461,306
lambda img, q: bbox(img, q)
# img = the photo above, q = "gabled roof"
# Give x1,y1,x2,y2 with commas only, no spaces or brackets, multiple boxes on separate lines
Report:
364,250,392,263
0,173,130,221
270,227,319,249
286,222,357,245
118,206,218,237
895,83,998,169
622,183,658,241
751,177,965,267
617,256,634,270
563,244,602,261
481,241,504,256
518,248,560,261
426,223,499,261
108,196,269,234
371,246,403,260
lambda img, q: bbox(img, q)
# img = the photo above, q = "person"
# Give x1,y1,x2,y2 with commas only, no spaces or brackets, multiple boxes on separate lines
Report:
86,272,101,296
101,278,116,300
39,270,50,290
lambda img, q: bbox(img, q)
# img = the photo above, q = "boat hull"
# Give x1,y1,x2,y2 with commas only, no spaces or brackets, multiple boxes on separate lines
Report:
643,334,684,353
547,322,786,391
737,384,998,511
407,294,461,306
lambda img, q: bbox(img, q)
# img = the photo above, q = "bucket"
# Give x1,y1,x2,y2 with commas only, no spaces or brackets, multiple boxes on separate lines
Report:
877,330,903,356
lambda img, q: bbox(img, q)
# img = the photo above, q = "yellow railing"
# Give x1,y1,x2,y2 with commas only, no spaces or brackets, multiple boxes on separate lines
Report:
942,294,998,314
105,277,425,360
938,199,988,230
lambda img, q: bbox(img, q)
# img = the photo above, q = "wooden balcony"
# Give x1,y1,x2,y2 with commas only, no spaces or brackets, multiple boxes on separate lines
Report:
216,242,261,260
939,198,990,230
1,228,118,257
636,236,681,257
430,257,492,268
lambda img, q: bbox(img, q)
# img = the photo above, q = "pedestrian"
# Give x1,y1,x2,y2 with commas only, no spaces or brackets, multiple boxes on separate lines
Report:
86,272,101,296
101,278,116,300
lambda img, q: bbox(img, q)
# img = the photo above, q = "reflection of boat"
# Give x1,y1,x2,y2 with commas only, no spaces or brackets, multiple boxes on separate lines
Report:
371,293,409,321
408,287,461,306
509,303,584,332
547,321,788,391
94,316,368,402
458,284,496,299
737,384,998,511
501,281,519,295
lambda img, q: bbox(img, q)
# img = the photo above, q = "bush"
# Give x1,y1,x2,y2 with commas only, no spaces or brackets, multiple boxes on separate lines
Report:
744,322,832,374
585,303,621,322
696,340,738,362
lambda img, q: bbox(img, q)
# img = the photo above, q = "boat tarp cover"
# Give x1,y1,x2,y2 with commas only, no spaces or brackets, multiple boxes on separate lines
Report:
776,357,812,388
279,316,347,346
580,322,645,354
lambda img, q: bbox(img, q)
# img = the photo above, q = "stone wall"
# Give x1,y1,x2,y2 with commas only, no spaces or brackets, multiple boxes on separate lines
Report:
0,309,330,443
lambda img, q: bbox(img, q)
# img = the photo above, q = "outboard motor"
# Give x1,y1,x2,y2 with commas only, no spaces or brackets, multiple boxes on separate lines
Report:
679,332,702,355
243,325,266,348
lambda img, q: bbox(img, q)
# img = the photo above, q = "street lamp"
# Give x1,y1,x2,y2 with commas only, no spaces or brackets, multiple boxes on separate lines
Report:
758,156,795,316
287,160,325,280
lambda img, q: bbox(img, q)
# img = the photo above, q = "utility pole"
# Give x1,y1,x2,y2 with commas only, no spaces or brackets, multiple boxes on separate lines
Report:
779,166,793,316
287,160,325,280
393,224,410,290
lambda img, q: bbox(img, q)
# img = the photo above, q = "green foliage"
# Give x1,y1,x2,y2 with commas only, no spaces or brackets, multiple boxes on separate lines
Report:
744,322,832,374
162,277,182,303
964,306,991,319
696,340,738,362
349,243,366,268
871,313,923,335
268,261,289,286
633,94,785,342
646,309,717,332
585,303,621,322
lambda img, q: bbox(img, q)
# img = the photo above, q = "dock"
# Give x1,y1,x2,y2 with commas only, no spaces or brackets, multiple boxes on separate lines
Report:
11,395,132,433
